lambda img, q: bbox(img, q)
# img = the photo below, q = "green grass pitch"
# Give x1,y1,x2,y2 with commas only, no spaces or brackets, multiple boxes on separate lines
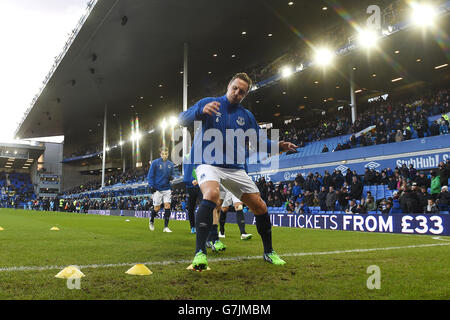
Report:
0,209,448,300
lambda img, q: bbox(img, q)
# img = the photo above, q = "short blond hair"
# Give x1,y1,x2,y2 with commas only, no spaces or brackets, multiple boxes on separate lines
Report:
230,73,253,92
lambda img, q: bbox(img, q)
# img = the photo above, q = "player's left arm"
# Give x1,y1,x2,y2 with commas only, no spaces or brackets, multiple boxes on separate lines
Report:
246,110,297,153
168,161,175,182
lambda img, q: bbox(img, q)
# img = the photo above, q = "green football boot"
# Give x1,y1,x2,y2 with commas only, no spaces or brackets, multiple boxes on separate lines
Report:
263,251,286,265
192,251,208,271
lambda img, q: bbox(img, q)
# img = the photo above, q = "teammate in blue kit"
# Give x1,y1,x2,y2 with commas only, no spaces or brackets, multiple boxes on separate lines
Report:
178,73,297,270
147,147,175,233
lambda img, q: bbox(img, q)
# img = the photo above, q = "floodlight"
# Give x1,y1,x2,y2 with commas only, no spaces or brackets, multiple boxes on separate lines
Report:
314,48,334,67
131,132,142,142
281,66,293,78
160,118,168,130
169,116,178,127
358,29,378,48
411,3,437,27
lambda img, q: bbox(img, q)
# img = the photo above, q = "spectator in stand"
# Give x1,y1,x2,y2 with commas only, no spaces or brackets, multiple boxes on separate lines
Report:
438,161,449,187
286,201,296,213
318,186,327,211
439,117,449,135
430,120,440,136
437,186,450,211
430,171,441,200
357,203,367,214
310,176,321,193
345,200,358,214
400,185,420,213
297,201,310,214
380,200,393,214
321,145,329,153
322,170,332,189
424,199,439,214
408,164,417,180
333,170,344,189
417,186,431,211
387,176,397,190
292,181,302,201
295,173,305,189
395,130,404,142
350,175,363,200
345,169,353,186
337,188,349,211
325,186,337,211
303,190,314,206
273,195,282,207
364,168,374,186
414,172,430,188
364,191,377,212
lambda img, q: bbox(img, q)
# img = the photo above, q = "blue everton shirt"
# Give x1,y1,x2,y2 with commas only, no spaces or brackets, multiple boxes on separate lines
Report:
178,94,276,170
147,157,174,191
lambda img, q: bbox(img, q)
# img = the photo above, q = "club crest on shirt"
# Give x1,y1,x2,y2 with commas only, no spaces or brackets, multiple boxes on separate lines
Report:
215,112,222,123
236,116,245,126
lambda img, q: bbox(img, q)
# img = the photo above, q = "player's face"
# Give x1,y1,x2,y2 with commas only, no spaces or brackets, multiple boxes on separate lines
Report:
161,151,168,160
226,78,249,104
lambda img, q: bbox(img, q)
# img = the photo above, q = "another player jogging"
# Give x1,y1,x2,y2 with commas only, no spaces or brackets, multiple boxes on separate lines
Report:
219,189,252,240
147,147,175,233
178,72,297,271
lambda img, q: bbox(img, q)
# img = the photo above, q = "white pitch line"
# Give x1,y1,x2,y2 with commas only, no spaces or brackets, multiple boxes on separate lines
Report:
0,242,448,273
432,236,450,242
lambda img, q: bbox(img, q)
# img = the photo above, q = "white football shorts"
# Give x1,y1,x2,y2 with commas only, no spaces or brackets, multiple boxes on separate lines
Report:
196,164,259,200
152,189,171,206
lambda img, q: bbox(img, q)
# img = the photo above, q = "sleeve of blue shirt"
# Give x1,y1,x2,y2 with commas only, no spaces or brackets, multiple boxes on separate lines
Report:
245,109,279,155
169,161,175,181
178,97,213,127
147,160,157,188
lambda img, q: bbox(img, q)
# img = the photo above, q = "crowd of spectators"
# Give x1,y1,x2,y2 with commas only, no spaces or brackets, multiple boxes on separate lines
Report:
281,86,449,155
255,159,450,214
64,165,149,195
0,172,35,208
29,188,188,214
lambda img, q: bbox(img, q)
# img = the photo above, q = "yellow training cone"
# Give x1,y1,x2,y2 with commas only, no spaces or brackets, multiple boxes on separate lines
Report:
125,264,152,275
186,264,211,272
55,266,85,279
50,227,60,231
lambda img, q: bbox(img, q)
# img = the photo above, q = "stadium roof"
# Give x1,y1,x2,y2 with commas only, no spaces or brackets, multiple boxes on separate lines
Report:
15,0,450,149
0,142,44,170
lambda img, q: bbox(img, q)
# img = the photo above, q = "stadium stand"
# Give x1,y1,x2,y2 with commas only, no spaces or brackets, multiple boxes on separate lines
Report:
0,171,36,208
257,159,450,215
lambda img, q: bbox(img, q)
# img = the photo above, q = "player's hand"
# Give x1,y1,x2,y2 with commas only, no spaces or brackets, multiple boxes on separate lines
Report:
192,179,198,186
202,101,220,116
279,141,298,153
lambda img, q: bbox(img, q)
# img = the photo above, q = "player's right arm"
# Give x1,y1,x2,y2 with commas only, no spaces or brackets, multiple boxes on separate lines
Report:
147,160,156,189
178,98,220,127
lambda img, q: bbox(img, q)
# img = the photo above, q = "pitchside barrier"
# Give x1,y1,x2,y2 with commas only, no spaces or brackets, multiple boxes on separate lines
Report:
86,209,450,236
